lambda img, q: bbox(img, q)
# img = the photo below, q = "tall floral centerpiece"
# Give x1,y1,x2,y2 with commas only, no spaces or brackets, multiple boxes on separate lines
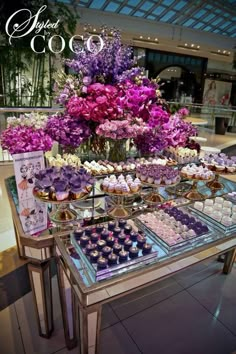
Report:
49,27,197,161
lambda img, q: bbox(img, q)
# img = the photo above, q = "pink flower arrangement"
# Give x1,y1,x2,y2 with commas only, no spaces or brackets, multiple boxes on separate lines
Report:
96,117,147,140
0,126,53,155
67,83,123,123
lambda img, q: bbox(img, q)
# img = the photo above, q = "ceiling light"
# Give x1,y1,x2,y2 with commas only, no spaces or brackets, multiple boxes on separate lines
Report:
148,37,150,40
140,35,143,39
218,50,221,52
197,45,200,49
223,50,226,53
184,43,188,46
155,38,158,41
228,52,231,54
93,28,96,32
191,44,194,47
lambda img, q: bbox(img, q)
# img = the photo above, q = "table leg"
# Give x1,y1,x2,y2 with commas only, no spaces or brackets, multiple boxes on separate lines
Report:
79,305,102,354
56,259,77,349
28,260,54,338
223,248,236,274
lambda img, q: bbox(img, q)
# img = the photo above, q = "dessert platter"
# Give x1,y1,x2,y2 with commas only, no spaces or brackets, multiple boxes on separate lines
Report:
136,206,217,253
136,164,181,204
100,174,142,218
33,166,95,223
164,146,199,164
70,219,159,281
83,155,177,176
201,152,236,191
180,164,215,201
189,197,236,235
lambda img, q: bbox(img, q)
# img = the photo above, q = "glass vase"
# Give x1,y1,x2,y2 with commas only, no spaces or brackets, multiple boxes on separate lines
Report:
108,139,127,162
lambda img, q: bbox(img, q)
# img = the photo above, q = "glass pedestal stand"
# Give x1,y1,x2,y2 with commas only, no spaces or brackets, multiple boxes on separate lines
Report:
141,181,180,205
184,180,206,201
142,185,164,204
50,202,77,223
206,173,224,191
33,187,93,224
101,186,142,219
107,194,132,219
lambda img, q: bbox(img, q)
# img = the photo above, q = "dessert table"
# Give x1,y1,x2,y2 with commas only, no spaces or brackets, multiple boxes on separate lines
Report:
5,175,236,353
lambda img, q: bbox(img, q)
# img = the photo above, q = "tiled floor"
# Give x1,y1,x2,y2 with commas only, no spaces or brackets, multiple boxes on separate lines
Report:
1,260,236,354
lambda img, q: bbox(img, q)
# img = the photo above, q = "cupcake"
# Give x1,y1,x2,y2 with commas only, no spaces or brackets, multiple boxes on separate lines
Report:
119,250,128,262
53,179,69,201
124,239,133,251
129,247,139,258
113,243,122,254
102,246,112,258
108,253,118,265
96,239,106,251
97,257,108,269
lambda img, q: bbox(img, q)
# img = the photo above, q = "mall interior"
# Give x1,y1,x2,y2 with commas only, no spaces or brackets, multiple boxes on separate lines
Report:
1,1,236,354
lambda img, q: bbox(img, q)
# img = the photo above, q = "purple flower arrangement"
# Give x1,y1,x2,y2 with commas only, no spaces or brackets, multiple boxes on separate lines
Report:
45,113,91,147
49,26,196,155
65,28,136,84
0,125,53,155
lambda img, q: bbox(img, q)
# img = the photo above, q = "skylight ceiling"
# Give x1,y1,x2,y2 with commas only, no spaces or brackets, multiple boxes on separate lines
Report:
75,0,236,38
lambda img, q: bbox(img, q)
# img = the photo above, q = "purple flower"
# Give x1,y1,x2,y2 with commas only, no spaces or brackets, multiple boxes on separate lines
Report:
0,126,53,154
45,113,91,147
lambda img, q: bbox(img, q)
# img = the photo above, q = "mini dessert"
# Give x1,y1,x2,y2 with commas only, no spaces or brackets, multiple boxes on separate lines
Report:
101,174,141,194
137,235,147,248
129,247,139,258
73,229,84,240
113,227,121,237
108,253,118,265
119,250,129,262
96,239,106,251
124,225,132,235
101,229,109,240
181,164,214,181
96,224,104,234
80,235,90,247
108,221,115,231
34,166,95,201
97,257,108,269
164,146,199,164
91,233,99,243
136,165,180,186
46,152,81,168
90,250,100,263
124,239,133,251
85,228,92,236
85,243,97,255
102,246,112,258
118,233,126,244
201,152,236,173
130,231,138,242
118,219,127,228
142,243,152,254
106,236,115,247
113,243,122,254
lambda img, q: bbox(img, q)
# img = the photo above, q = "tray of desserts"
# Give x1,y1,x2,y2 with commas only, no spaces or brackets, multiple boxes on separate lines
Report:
180,164,214,181
201,152,236,174
33,166,95,202
136,206,219,253
136,165,180,186
189,197,236,234
70,219,160,281
100,174,142,196
83,156,177,177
